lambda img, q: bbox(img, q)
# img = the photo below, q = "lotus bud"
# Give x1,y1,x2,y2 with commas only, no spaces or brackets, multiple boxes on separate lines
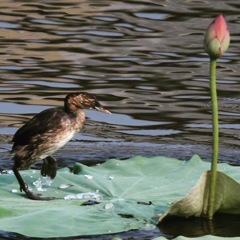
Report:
204,14,230,59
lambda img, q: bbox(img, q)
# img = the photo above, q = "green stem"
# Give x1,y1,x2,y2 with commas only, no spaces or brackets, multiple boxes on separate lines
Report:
207,58,218,220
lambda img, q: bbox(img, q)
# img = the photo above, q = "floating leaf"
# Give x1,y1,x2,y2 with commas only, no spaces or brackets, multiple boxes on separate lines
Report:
153,235,235,240
158,171,240,222
0,155,239,238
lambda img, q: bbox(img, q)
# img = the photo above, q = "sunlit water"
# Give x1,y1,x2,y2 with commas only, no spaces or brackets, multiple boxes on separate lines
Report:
1,0,240,238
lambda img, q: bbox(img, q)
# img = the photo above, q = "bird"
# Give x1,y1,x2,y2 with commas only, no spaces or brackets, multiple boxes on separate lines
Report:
11,92,111,200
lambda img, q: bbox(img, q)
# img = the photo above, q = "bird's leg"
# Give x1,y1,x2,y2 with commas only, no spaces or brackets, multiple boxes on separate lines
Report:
12,164,54,200
41,156,57,179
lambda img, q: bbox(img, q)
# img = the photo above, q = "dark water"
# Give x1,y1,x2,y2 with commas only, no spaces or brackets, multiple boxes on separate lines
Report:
1,0,240,239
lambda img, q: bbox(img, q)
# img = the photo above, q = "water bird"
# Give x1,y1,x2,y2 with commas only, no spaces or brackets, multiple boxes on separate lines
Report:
11,92,111,200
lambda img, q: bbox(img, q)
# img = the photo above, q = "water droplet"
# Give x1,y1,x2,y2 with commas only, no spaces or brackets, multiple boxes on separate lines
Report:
58,183,73,189
104,202,113,210
1,170,13,174
84,175,93,180
33,176,53,192
64,192,102,201
140,223,156,231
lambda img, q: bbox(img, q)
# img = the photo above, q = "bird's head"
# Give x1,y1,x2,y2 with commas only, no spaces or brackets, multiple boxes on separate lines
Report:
64,92,111,114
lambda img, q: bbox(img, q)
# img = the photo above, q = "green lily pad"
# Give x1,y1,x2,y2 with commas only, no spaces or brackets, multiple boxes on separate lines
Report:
0,155,239,238
153,235,238,240
158,170,240,222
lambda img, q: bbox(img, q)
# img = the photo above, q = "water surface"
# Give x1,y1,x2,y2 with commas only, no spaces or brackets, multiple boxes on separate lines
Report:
0,0,240,238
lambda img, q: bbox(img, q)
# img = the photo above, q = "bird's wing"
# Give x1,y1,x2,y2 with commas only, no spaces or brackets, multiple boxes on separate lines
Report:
12,107,65,146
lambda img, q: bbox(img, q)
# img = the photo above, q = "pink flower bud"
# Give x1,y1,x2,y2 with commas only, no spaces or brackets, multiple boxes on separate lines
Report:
204,14,230,59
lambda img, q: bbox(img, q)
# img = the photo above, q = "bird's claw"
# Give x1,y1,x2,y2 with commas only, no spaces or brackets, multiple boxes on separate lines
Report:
25,188,54,200
41,156,57,179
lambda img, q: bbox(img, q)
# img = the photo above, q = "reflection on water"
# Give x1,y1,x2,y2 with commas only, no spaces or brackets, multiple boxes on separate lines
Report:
1,0,240,239
1,0,240,163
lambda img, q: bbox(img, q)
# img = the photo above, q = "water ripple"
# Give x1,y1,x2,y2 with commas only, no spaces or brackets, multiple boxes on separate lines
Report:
0,0,240,164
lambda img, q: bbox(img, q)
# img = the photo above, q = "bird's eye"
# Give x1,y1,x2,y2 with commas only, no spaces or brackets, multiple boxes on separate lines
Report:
93,100,101,108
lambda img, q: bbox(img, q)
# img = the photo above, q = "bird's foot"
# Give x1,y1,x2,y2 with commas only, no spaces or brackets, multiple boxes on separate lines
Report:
41,156,57,179
13,165,54,200
18,181,55,200
24,189,55,200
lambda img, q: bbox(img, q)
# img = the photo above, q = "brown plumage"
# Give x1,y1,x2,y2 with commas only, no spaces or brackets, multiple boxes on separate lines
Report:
12,92,111,200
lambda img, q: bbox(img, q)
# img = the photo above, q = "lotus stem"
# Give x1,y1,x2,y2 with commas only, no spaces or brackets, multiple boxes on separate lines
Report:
207,58,218,220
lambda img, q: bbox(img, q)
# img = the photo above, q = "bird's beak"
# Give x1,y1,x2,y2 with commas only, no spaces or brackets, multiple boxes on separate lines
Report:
95,106,111,114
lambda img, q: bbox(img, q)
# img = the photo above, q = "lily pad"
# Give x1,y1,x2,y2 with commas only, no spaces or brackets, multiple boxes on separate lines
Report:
158,170,240,221
0,155,240,238
153,235,238,240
